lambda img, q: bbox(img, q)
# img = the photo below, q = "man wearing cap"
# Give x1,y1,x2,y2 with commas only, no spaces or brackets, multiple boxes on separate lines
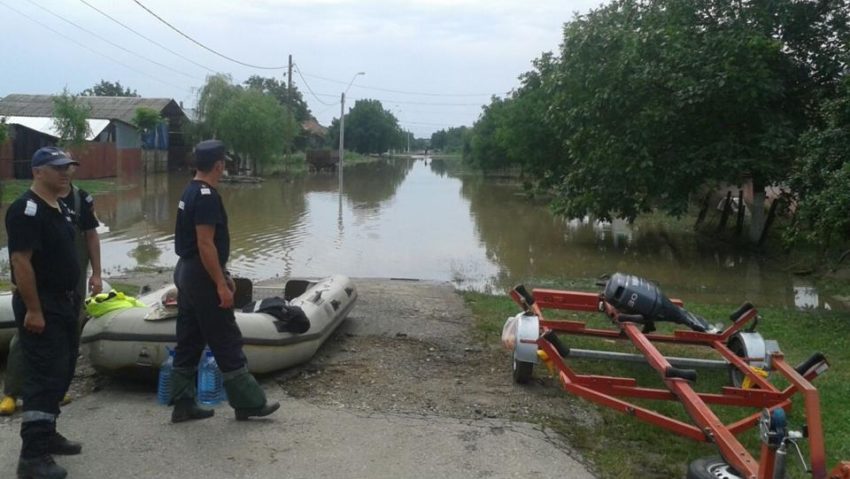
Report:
169,139,279,423
5,147,84,479
1,161,104,417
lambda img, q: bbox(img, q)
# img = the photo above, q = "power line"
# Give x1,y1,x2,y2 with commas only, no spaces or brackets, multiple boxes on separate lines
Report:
23,0,200,80
0,0,192,92
77,0,218,74
399,119,469,128
290,81,484,107
369,98,483,107
298,69,506,98
132,0,287,70
293,64,336,107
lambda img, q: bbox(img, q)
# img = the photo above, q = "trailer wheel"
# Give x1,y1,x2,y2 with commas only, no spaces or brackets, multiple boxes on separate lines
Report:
727,334,747,387
512,357,533,384
686,456,743,479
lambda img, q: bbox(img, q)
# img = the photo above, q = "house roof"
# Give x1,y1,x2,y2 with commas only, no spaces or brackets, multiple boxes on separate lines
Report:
1,115,111,140
302,117,327,136
0,94,185,124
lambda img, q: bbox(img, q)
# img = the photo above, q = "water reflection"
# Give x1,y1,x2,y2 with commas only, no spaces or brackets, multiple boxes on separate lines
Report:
792,280,831,310
0,159,836,310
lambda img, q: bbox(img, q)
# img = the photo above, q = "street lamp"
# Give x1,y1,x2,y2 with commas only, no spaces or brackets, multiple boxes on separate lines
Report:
339,71,365,190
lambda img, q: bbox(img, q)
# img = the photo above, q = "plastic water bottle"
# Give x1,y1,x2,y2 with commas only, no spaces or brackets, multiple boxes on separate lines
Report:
157,348,175,405
197,348,224,406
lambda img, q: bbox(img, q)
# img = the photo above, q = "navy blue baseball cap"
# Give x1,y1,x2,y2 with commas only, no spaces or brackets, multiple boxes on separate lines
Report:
32,147,79,168
194,139,227,167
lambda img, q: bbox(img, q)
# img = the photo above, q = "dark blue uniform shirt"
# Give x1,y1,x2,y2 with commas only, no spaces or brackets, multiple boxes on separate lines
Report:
5,190,81,293
174,180,230,266
61,186,100,232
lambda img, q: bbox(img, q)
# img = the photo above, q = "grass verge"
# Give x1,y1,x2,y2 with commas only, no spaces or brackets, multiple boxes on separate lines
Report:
1,178,119,204
463,290,850,479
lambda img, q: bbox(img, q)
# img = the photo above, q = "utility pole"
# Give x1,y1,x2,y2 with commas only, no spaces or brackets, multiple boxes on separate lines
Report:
338,72,364,193
287,54,292,98
338,91,345,192
285,54,293,164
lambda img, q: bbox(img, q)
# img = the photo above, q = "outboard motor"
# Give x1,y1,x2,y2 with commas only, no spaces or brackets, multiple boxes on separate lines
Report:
603,273,718,333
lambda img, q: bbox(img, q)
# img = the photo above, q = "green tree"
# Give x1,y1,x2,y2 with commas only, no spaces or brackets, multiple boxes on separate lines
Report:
788,77,850,251
542,0,846,241
195,74,241,140
431,126,469,153
193,74,289,173
466,97,511,170
467,54,567,179
328,99,401,155
216,88,286,174
52,88,91,148
243,75,310,122
80,80,139,97
0,117,8,146
132,107,162,134
132,107,163,150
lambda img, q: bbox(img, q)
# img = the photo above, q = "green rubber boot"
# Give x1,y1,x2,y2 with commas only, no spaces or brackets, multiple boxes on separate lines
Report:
223,367,280,421
170,367,214,424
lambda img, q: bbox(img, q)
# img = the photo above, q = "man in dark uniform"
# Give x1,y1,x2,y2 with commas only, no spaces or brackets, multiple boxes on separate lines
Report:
5,147,84,479
170,139,279,423
1,173,103,416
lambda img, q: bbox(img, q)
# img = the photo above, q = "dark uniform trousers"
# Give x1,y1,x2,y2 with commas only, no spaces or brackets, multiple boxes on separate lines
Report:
173,257,246,372
12,290,80,417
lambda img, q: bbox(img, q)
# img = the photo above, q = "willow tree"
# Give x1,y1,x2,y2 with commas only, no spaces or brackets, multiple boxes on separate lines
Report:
194,74,287,174
52,88,91,148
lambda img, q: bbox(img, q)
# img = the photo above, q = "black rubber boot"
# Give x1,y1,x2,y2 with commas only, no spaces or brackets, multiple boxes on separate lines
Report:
47,431,81,456
171,398,215,423
18,420,67,479
223,369,280,421
16,456,67,479
169,368,214,423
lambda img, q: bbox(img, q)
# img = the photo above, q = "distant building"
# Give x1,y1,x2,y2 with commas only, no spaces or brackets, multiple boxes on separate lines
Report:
0,94,190,179
301,117,327,150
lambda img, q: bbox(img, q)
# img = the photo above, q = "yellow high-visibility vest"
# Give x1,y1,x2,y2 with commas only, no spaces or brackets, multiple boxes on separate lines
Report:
85,290,146,318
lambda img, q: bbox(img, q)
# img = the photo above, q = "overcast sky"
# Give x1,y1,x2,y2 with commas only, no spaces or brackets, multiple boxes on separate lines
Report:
0,0,602,138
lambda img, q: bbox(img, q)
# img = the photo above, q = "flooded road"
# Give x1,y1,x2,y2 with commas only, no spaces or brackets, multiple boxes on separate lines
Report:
0,158,830,309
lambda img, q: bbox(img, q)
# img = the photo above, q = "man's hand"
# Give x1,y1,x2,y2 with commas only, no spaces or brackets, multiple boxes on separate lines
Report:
217,283,234,309
225,274,236,293
24,310,46,334
89,275,103,296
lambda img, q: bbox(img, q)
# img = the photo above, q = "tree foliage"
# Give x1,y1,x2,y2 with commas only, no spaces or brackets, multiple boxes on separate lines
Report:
52,88,91,148
243,75,310,122
131,107,162,134
194,74,287,173
80,80,138,97
464,0,849,245
0,117,8,146
788,77,850,249
328,99,402,155
431,126,469,153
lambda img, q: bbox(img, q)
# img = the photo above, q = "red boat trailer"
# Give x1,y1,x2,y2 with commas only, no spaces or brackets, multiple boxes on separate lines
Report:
507,285,850,479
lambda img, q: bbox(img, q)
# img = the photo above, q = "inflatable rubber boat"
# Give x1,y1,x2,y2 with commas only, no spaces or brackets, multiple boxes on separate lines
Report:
80,275,357,374
0,292,14,355
0,279,115,355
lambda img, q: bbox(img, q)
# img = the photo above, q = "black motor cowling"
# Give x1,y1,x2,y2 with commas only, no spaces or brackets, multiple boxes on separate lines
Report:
603,273,717,333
